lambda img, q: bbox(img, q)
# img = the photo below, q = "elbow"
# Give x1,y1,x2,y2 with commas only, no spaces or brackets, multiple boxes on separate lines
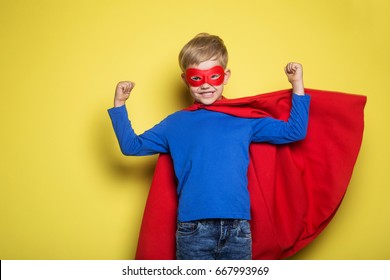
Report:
119,140,142,156
120,148,132,156
296,130,307,141
288,121,309,142
294,127,308,141
119,146,133,156
285,126,307,142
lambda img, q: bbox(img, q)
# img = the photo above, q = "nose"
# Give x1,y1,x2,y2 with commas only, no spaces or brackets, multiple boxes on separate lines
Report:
200,83,211,89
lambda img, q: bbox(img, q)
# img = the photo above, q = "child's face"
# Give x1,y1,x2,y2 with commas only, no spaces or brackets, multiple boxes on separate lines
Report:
182,59,230,105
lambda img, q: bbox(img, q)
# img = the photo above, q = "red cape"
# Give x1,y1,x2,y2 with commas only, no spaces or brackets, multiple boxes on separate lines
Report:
135,88,366,260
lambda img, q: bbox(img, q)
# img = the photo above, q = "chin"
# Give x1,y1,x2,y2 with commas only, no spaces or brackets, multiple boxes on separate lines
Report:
198,98,218,105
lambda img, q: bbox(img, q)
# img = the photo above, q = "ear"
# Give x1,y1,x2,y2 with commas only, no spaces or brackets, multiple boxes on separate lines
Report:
223,69,231,85
181,73,189,87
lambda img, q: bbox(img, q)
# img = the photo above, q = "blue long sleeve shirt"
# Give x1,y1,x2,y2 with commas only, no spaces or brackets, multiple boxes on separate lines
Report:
108,94,310,222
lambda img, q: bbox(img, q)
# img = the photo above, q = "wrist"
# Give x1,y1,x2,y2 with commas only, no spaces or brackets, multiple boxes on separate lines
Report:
291,81,304,95
114,100,126,107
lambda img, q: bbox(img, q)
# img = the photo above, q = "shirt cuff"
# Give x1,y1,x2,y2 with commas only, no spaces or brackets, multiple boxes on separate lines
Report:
107,104,128,117
292,93,310,99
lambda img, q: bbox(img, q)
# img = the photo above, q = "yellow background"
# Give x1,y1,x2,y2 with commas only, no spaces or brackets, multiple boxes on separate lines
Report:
0,0,389,259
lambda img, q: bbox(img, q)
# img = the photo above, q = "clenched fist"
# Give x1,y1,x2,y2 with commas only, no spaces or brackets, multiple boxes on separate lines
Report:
284,62,304,95
114,81,135,107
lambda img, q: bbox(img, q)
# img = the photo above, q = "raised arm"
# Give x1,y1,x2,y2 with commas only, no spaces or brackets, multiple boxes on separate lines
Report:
108,81,168,156
251,63,310,144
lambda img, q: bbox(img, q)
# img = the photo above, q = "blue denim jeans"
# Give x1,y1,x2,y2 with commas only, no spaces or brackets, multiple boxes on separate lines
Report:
176,219,252,260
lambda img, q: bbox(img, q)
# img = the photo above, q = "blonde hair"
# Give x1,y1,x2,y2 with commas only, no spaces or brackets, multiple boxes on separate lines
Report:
178,33,228,71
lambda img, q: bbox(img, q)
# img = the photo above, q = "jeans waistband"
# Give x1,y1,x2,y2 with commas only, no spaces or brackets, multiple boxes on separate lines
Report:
182,218,247,227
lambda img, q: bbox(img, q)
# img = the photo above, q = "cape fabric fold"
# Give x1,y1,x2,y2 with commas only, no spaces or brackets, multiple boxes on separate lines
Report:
135,88,366,260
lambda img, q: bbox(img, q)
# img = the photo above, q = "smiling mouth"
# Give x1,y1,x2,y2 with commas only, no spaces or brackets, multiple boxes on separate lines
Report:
199,91,215,97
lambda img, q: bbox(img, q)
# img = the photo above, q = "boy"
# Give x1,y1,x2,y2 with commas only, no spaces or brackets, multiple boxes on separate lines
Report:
108,33,310,260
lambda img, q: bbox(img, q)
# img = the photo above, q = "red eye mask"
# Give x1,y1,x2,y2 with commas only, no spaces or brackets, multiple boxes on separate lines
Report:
185,66,225,87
